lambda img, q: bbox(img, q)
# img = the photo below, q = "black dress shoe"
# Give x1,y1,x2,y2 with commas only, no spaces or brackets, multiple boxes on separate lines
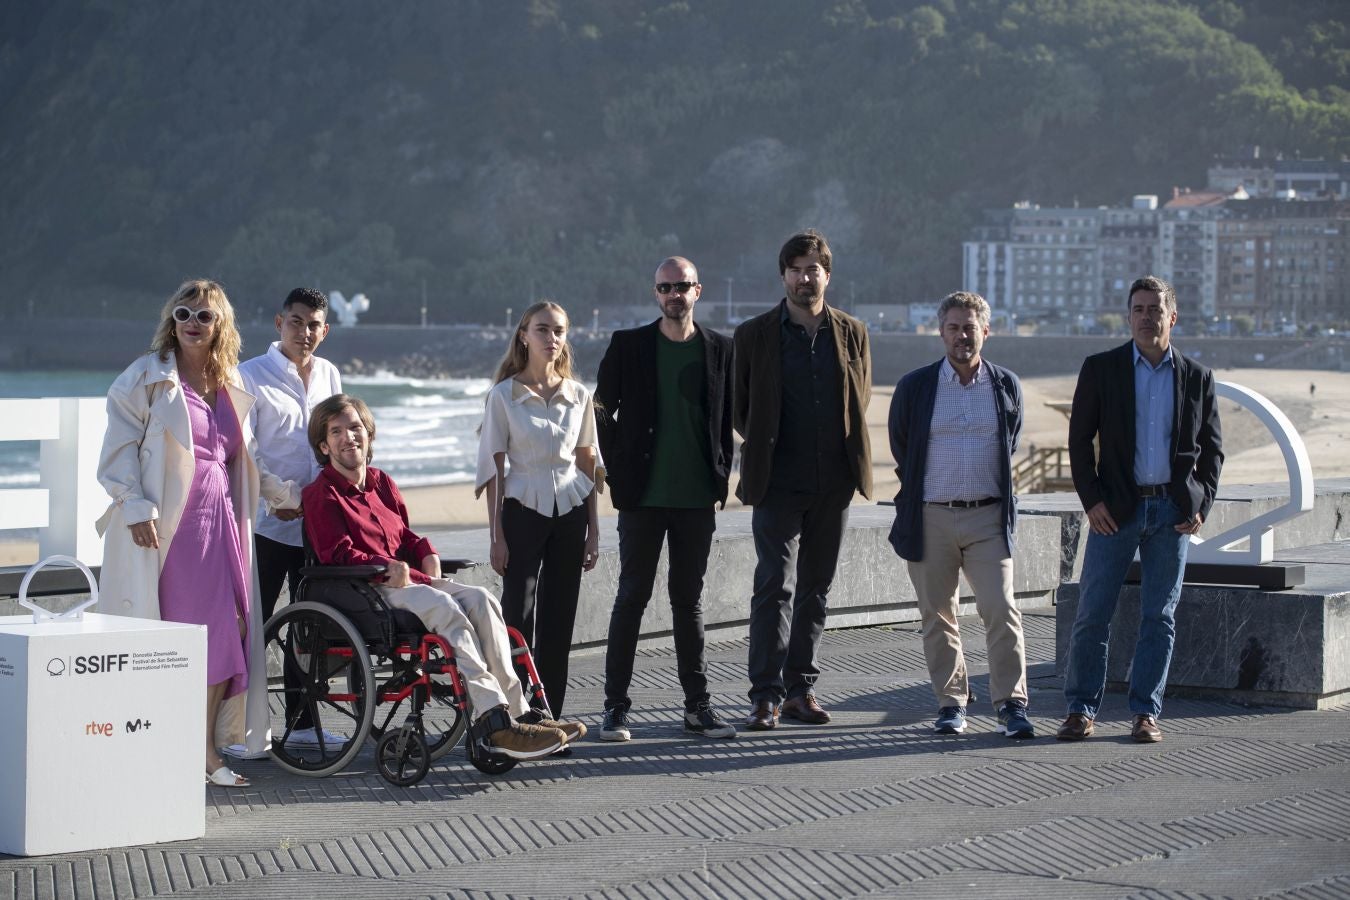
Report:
746,700,779,730
781,694,832,724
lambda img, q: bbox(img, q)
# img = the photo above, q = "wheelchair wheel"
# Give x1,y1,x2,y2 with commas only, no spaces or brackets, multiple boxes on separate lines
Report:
367,643,467,763
375,723,430,786
264,601,376,777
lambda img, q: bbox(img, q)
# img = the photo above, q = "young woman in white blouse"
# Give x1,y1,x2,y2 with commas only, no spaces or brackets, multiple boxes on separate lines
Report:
476,301,601,718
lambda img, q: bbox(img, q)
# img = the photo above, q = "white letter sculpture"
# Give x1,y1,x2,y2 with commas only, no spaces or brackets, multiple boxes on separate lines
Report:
1185,381,1314,566
328,291,371,327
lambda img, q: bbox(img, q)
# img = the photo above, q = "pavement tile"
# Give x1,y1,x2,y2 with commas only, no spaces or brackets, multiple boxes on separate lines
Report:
3,614,1349,898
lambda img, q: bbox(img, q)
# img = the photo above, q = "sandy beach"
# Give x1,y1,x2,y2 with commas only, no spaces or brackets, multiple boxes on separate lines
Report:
4,366,1347,568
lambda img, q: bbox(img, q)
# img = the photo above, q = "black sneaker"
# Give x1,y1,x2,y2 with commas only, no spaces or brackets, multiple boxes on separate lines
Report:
684,702,736,739
598,706,631,742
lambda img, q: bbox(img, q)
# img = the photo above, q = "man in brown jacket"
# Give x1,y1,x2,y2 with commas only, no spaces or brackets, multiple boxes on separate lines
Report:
733,230,873,730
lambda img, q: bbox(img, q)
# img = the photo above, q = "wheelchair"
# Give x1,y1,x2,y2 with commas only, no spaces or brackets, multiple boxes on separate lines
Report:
261,544,552,786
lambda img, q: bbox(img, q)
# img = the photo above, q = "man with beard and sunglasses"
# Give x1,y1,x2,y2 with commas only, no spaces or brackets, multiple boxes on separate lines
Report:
594,256,737,742
733,230,872,730
888,292,1034,739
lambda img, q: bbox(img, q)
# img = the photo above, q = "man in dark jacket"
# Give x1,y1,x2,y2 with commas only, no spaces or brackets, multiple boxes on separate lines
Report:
1058,276,1223,744
733,230,873,730
594,256,737,741
889,292,1033,739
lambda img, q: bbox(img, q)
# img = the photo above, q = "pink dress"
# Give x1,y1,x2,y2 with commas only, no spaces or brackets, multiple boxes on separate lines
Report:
158,384,250,698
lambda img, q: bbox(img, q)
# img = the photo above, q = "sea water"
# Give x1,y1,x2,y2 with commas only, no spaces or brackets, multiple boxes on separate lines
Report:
0,369,491,490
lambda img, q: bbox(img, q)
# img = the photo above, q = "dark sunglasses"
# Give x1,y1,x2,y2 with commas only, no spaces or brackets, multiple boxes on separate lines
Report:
655,281,698,294
172,305,217,326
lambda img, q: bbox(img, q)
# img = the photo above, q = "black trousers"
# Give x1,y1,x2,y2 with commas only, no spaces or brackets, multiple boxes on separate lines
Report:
255,533,311,728
499,498,587,717
747,486,853,704
604,506,716,713
255,533,305,621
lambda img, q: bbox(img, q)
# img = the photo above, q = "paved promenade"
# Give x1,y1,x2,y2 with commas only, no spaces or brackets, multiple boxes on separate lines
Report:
4,611,1350,899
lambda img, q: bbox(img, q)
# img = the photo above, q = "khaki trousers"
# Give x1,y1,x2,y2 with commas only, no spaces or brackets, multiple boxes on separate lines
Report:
905,503,1028,709
376,580,530,718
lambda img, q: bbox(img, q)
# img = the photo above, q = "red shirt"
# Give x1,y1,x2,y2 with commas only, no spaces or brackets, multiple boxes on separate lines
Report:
302,465,437,584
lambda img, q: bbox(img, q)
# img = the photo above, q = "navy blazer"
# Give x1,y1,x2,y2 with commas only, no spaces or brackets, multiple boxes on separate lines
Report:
1068,341,1223,524
593,320,735,510
887,359,1023,562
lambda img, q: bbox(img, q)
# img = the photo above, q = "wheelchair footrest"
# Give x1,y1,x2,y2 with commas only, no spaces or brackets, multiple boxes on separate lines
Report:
469,706,513,743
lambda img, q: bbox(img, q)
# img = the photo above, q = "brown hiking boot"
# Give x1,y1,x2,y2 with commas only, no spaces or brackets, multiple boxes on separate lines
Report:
536,717,587,743
487,721,566,760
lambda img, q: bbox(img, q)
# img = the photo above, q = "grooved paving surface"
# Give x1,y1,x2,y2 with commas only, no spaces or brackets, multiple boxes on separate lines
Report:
4,611,1349,899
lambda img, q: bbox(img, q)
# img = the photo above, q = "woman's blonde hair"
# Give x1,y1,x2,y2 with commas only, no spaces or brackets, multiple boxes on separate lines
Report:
490,300,574,384
149,279,241,389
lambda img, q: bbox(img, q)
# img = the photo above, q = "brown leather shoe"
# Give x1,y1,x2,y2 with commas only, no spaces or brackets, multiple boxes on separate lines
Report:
1055,713,1095,741
781,694,832,724
1131,714,1163,743
746,700,779,730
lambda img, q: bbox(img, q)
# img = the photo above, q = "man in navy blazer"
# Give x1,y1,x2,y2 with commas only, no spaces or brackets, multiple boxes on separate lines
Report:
1058,276,1223,744
593,256,737,742
889,292,1034,739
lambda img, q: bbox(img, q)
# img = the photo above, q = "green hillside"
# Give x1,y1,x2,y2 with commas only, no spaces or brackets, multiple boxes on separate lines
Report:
1,0,1345,321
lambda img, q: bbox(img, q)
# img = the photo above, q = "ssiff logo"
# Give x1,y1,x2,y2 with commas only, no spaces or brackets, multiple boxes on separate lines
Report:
47,658,66,676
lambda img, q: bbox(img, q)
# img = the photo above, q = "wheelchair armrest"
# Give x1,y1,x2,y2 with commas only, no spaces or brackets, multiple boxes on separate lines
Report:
299,564,387,580
441,558,478,574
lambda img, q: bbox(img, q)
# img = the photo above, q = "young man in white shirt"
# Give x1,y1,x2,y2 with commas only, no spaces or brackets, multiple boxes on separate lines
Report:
239,287,343,618
232,287,342,754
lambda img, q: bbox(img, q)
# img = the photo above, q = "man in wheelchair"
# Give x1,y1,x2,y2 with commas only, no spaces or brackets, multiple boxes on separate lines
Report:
301,394,586,760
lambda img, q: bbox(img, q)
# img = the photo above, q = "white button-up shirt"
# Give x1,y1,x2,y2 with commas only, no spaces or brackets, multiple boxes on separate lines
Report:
475,377,600,517
238,342,342,545
922,358,1002,503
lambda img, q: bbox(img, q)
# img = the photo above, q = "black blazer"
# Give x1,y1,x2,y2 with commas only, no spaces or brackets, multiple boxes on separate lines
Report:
1068,341,1223,524
593,320,735,510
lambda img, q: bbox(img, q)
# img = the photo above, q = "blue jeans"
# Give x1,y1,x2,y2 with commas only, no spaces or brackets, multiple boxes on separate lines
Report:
1064,496,1188,719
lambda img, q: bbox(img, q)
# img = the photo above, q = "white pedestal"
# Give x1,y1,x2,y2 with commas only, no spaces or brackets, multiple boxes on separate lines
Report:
0,612,207,856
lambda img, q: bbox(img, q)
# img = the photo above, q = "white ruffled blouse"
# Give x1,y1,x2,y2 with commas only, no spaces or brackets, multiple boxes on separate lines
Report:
474,377,602,517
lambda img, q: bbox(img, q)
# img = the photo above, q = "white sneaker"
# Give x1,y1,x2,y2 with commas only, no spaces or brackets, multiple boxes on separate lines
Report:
283,727,348,747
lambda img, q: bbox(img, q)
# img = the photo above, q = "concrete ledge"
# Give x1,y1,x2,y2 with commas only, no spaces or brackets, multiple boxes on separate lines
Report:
1022,477,1350,583
1055,540,1350,710
426,504,1063,649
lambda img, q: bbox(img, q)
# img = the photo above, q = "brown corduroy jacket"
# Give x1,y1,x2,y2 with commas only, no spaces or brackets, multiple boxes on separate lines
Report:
732,300,873,506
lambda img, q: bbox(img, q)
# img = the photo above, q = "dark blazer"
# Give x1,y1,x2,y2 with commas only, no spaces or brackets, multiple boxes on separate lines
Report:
887,359,1023,561
593,320,735,510
1069,340,1223,524
732,300,872,506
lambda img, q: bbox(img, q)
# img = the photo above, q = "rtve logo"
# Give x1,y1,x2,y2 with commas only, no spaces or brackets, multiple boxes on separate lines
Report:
84,719,153,736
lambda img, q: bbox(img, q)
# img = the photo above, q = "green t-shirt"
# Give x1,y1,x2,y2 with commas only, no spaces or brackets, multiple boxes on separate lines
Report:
639,332,718,508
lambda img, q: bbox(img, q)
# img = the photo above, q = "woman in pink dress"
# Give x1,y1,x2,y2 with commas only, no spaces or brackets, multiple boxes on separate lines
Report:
97,280,298,788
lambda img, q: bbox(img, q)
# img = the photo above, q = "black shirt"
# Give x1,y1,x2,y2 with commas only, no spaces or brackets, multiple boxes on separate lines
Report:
769,301,853,493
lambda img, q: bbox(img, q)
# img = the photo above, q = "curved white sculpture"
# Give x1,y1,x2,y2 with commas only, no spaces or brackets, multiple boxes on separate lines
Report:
328,291,371,327
1186,381,1314,565
17,555,99,622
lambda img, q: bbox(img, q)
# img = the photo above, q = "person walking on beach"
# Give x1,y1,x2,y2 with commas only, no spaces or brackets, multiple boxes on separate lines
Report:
733,230,873,730
1058,276,1223,744
593,256,737,742
95,279,300,788
888,291,1034,739
476,301,601,722
234,286,342,756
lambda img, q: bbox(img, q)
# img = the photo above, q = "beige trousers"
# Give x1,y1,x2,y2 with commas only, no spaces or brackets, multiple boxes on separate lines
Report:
376,579,530,718
905,503,1028,709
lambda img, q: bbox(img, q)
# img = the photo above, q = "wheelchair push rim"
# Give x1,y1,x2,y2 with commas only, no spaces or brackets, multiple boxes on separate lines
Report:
263,601,376,777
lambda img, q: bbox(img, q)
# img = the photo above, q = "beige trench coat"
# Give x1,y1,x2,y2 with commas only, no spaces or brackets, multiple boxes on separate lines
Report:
95,351,299,753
